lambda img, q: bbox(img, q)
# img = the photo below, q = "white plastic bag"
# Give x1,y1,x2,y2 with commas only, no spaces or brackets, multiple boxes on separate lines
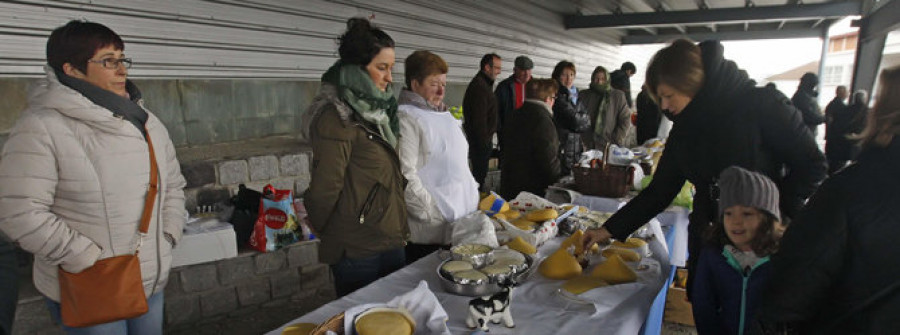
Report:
450,211,499,248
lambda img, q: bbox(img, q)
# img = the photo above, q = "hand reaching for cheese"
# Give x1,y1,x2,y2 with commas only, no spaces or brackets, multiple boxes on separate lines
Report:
582,228,613,251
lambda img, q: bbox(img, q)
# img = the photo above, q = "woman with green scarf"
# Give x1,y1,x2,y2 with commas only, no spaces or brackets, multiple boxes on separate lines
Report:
579,66,636,150
302,17,410,297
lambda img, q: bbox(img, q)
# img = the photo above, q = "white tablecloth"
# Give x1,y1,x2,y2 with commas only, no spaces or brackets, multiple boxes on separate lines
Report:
573,195,690,267
268,224,671,335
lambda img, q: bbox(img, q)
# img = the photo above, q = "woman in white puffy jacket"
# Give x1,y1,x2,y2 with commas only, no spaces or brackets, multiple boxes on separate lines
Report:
0,21,186,334
398,51,480,263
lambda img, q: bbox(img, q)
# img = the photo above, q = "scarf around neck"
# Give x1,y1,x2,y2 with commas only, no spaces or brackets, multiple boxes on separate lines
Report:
398,89,447,112
322,61,399,148
590,83,611,135
54,68,148,138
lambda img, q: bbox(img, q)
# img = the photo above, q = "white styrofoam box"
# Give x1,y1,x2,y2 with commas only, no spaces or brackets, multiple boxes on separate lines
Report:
172,218,238,268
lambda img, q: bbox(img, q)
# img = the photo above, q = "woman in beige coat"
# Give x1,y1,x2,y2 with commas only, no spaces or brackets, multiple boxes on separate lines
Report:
579,66,635,149
0,21,185,334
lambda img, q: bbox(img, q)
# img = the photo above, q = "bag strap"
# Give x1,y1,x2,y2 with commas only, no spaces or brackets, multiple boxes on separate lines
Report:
136,131,159,247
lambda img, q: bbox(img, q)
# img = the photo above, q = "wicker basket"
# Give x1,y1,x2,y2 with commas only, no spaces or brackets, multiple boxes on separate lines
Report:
311,312,345,335
572,164,634,198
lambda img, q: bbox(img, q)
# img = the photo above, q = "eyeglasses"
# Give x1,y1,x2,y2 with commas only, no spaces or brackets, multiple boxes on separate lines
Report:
87,58,132,69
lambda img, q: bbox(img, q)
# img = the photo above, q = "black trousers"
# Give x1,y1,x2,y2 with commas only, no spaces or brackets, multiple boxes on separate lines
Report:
469,142,492,192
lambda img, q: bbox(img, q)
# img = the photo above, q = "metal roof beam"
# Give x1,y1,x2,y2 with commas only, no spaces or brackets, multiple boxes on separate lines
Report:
565,2,862,29
854,0,900,41
620,27,824,44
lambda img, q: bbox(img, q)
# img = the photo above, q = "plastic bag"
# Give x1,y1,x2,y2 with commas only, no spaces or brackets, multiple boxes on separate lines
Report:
450,211,499,248
249,184,302,252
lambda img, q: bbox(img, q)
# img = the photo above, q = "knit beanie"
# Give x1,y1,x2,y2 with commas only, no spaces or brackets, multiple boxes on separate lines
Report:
717,166,780,220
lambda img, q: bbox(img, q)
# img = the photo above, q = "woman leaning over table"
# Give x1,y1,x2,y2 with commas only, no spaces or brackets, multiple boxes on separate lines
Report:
0,20,186,334
302,17,409,297
397,50,479,264
582,39,826,299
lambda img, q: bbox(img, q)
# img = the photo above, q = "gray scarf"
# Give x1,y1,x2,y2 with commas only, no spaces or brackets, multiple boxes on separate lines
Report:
54,68,148,138
398,89,447,112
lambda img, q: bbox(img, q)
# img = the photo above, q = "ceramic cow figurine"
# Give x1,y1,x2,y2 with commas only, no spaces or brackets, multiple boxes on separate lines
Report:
466,279,516,331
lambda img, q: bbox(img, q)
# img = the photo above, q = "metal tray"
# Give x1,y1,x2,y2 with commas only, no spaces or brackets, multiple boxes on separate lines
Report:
436,253,536,297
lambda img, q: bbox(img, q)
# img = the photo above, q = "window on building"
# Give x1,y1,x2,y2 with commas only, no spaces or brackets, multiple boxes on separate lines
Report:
822,65,844,85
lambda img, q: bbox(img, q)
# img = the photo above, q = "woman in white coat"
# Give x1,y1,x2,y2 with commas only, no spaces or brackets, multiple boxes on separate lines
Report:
398,51,480,263
0,21,186,334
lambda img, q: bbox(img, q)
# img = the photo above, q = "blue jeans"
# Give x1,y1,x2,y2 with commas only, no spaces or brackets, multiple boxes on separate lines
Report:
0,239,18,335
330,248,405,297
45,292,164,335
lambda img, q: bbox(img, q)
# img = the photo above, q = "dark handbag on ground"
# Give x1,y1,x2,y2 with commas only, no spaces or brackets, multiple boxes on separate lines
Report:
573,145,635,198
229,184,263,247
57,132,159,327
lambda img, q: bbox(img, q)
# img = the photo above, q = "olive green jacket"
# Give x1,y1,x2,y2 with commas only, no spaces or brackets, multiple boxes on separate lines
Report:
303,84,409,264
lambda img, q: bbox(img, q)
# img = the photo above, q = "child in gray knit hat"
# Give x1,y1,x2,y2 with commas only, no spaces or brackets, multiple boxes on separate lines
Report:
691,166,782,335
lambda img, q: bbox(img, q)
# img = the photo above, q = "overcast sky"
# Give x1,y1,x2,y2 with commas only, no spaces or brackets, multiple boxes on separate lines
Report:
622,18,858,90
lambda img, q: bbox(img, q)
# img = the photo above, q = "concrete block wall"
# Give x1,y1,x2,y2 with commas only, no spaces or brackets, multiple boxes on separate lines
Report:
163,240,334,331
181,151,312,213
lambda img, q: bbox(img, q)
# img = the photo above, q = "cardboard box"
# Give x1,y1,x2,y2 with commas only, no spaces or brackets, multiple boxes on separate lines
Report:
172,219,238,267
664,287,695,326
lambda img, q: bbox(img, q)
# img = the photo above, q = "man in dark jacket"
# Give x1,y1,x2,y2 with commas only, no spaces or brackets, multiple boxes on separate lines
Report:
500,78,561,199
791,72,825,136
610,61,637,107
495,56,533,155
635,85,663,144
463,53,501,191
824,85,850,174
583,40,827,300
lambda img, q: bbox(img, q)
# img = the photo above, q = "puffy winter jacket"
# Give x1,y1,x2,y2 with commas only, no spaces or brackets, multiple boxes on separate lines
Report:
303,84,409,265
0,67,186,302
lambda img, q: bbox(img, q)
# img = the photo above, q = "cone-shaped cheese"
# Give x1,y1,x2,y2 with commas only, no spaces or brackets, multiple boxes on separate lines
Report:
506,236,537,255
281,323,318,335
611,238,647,249
526,208,559,221
601,248,642,262
562,275,609,294
479,192,508,216
561,230,585,256
511,218,536,231
539,247,582,280
590,254,638,284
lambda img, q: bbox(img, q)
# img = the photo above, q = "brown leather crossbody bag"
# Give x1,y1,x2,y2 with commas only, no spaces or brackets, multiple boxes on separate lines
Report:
57,132,159,327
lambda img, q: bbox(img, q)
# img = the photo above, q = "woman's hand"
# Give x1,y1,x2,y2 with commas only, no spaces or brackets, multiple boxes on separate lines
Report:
582,227,613,250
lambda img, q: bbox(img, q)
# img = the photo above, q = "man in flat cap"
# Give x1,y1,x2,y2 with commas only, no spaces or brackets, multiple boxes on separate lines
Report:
495,55,533,157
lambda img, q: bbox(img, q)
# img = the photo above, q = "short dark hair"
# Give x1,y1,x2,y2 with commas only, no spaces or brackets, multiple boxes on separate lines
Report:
525,78,558,101
404,50,448,89
621,61,636,73
47,20,124,73
706,210,780,256
551,61,576,81
480,53,500,71
645,39,704,102
338,17,395,66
